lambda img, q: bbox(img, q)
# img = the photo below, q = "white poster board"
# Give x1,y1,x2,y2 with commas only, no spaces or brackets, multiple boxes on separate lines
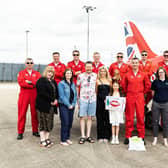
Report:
105,96,126,113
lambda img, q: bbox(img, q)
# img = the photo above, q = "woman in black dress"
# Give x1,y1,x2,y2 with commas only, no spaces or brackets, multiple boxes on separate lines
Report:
36,66,58,147
96,66,112,143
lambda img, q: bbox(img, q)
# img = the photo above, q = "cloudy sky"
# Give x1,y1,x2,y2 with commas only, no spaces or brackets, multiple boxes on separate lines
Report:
0,0,168,66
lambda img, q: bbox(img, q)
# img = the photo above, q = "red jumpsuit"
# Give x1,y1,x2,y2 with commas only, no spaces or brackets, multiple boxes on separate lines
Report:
48,62,66,84
122,70,151,138
17,69,41,134
67,60,85,84
92,62,104,74
109,62,129,80
158,61,168,74
139,60,154,104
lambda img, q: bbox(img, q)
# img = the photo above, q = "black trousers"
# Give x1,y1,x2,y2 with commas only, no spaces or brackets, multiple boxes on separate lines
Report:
152,101,168,138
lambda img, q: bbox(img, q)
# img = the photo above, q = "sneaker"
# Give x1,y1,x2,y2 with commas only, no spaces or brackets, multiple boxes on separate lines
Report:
60,142,69,146
152,137,157,146
103,139,108,143
115,138,119,145
164,138,168,147
98,139,104,143
110,138,115,144
66,139,73,145
124,138,129,145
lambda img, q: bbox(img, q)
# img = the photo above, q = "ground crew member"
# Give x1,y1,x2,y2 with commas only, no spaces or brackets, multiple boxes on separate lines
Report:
48,52,66,84
122,57,151,144
17,58,41,140
92,52,104,74
67,50,85,84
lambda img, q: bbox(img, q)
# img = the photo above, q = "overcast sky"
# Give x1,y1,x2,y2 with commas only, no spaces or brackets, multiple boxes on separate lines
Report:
0,0,168,66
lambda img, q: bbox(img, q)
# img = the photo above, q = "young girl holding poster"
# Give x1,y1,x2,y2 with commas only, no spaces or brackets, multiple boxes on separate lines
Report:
108,81,125,145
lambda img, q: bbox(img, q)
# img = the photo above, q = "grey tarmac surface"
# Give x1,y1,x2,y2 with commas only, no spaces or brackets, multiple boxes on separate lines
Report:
0,83,168,168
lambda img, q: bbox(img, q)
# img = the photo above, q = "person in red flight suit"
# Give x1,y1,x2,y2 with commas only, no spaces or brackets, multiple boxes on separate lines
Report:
48,52,66,84
121,57,151,145
109,52,129,80
92,52,104,74
158,50,168,74
67,50,85,84
17,58,41,140
139,50,154,104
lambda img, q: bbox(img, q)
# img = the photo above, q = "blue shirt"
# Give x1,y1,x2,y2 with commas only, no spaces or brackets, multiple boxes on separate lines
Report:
151,79,168,103
58,80,77,107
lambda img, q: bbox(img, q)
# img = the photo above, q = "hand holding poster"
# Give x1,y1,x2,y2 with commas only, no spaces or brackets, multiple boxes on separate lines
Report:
105,96,126,113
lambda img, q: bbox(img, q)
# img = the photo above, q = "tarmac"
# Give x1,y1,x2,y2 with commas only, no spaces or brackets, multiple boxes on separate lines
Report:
0,83,168,168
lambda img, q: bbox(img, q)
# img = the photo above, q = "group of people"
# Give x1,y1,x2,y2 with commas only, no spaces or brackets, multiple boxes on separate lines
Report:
16,49,168,148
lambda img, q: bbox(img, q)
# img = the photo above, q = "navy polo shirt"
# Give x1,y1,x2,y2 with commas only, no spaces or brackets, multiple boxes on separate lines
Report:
151,79,168,103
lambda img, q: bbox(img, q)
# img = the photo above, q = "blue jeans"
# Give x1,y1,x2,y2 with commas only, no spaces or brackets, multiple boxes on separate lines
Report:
59,104,74,142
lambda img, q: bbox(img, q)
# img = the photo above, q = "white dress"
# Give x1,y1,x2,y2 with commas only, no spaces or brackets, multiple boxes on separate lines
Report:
109,93,124,126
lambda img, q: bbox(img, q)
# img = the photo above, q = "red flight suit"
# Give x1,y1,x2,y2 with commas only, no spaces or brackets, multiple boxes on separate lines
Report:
122,70,151,138
158,61,168,74
109,62,129,80
48,62,66,84
67,60,85,84
92,62,104,74
139,60,154,104
17,69,41,134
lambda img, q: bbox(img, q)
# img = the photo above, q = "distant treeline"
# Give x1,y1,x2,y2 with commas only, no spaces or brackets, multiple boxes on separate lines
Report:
0,63,47,82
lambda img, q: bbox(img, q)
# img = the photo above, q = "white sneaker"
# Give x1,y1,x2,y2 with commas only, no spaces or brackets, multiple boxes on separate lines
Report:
152,137,157,146
164,138,168,147
111,138,115,144
60,142,69,146
66,139,73,145
115,138,119,145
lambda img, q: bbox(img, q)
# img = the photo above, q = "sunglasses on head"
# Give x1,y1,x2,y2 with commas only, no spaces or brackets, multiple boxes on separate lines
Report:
117,56,123,58
87,76,91,82
142,54,147,56
73,54,79,56
26,62,34,64
164,54,168,57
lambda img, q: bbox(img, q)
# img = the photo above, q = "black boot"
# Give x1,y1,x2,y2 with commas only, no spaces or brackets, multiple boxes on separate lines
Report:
32,132,40,137
17,133,23,140
124,138,129,145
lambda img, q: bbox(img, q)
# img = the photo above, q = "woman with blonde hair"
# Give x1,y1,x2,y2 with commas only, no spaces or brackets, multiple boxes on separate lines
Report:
96,66,112,143
36,66,58,147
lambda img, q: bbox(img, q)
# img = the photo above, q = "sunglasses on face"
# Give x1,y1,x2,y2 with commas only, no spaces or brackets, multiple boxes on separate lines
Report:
142,54,147,56
87,76,91,82
26,62,34,64
117,56,123,58
164,55,168,57
73,54,79,56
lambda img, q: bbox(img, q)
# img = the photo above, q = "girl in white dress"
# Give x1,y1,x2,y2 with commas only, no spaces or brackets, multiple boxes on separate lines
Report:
109,81,124,144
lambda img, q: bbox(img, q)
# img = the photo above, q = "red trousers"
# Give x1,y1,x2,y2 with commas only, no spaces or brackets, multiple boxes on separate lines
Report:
17,88,38,134
125,93,145,138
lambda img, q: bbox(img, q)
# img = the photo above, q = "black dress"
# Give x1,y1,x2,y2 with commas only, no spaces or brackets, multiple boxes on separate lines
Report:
96,84,111,140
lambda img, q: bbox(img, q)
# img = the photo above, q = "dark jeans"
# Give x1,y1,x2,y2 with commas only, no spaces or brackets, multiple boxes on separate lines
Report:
59,104,74,142
152,101,168,138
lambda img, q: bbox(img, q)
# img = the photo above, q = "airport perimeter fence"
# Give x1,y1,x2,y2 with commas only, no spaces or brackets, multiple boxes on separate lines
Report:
0,63,47,82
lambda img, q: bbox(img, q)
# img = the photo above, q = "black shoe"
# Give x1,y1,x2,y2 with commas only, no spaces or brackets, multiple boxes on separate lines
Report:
17,134,23,140
124,138,129,145
32,132,40,137
143,138,146,145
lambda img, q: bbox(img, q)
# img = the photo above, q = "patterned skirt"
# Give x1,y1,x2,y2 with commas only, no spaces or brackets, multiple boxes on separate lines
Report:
37,107,54,132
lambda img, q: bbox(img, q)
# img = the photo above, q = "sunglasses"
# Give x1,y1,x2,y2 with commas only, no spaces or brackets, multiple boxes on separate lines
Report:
117,56,123,58
87,76,91,82
164,55,168,57
73,54,79,56
26,62,34,64
142,54,147,56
